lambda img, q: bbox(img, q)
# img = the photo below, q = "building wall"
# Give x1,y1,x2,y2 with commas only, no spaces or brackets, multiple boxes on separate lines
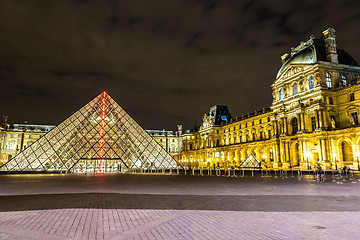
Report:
0,125,54,165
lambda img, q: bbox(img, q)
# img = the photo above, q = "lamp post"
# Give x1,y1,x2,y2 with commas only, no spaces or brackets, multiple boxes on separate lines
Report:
332,153,338,171
262,153,267,169
355,152,360,171
304,151,311,171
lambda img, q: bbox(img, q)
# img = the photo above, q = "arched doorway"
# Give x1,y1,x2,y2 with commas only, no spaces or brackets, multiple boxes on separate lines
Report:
290,143,300,167
341,141,353,167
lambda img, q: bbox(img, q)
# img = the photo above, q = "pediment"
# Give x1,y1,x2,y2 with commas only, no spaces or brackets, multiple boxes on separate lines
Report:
274,66,304,84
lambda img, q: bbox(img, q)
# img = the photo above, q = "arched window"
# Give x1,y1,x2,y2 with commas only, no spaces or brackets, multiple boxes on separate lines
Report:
341,74,347,86
293,82,298,95
291,118,298,135
279,88,284,100
308,75,314,90
325,72,332,88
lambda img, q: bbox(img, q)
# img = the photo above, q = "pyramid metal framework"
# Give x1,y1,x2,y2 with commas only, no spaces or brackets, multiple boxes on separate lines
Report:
239,154,261,169
0,91,178,173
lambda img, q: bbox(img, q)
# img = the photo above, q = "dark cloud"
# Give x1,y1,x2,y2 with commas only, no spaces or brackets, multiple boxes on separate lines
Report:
0,0,360,130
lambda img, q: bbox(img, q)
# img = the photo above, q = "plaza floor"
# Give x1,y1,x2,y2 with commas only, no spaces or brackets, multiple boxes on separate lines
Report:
0,172,359,240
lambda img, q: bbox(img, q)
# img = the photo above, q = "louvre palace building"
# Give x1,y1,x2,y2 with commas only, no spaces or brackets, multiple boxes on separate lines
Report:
180,28,360,171
1,28,360,172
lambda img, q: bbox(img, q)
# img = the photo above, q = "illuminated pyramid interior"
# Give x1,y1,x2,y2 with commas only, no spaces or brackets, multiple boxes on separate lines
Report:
0,91,178,173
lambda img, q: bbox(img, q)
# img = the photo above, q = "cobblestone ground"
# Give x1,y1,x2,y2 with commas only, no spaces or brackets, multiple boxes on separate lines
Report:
0,173,359,240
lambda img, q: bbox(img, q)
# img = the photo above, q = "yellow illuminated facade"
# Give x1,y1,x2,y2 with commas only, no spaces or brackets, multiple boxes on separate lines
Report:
0,117,55,165
180,28,360,170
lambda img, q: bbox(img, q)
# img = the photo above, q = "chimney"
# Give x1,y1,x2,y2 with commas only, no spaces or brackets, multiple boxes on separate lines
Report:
177,124,182,136
281,53,289,64
323,28,338,64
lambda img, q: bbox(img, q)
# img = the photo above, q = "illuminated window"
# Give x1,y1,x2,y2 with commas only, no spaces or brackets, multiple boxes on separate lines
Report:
259,119,262,124
341,74,347,86
350,93,355,101
10,134,14,138
351,112,359,125
268,130,272,139
325,72,332,88
291,118,298,135
329,97,333,105
29,135,33,139
308,75,314,90
9,142,15,150
293,82,298,95
311,117,316,131
252,133,256,141
279,88,284,100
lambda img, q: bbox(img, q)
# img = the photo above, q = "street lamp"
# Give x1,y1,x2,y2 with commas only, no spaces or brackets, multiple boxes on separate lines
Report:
355,152,360,171
332,152,338,171
262,153,267,169
304,151,312,170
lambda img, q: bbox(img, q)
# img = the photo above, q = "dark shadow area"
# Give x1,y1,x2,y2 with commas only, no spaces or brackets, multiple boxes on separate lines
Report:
0,193,359,212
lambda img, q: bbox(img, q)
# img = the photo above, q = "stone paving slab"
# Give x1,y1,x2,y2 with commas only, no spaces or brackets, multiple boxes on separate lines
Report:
0,210,359,240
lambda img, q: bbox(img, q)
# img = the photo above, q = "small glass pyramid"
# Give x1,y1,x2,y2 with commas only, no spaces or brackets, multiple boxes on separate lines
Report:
0,91,178,173
239,154,260,169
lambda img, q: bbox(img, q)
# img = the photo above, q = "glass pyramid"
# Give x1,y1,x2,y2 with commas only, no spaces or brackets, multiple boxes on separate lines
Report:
239,154,260,169
0,91,179,173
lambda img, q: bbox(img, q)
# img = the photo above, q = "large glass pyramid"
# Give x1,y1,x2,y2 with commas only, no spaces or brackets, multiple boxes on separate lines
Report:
0,91,179,173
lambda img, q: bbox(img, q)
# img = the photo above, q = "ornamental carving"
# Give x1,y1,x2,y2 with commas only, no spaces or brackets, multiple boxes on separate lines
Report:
282,66,304,78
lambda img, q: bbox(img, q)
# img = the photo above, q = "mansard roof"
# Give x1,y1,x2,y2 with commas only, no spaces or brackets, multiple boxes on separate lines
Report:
276,36,359,79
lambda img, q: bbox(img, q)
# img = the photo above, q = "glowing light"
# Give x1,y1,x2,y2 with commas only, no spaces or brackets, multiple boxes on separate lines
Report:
98,91,107,173
304,151,312,158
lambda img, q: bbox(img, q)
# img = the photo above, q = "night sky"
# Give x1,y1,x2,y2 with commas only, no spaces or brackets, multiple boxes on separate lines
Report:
1,0,360,131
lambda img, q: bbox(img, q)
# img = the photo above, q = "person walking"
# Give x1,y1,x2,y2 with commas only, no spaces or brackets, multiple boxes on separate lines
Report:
316,164,324,182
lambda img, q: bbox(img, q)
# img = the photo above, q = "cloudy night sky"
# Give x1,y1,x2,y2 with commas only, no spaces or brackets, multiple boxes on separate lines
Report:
1,0,360,130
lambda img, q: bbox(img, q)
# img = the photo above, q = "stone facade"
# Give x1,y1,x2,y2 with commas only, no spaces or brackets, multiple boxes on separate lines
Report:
180,28,360,170
0,120,55,165
146,127,182,161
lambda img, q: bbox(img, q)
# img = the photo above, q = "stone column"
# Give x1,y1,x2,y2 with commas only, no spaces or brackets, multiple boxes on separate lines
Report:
319,109,324,129
298,113,303,132
272,120,277,137
301,113,306,132
315,110,320,130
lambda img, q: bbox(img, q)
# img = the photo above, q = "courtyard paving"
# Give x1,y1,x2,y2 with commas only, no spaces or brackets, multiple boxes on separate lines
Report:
0,172,359,239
